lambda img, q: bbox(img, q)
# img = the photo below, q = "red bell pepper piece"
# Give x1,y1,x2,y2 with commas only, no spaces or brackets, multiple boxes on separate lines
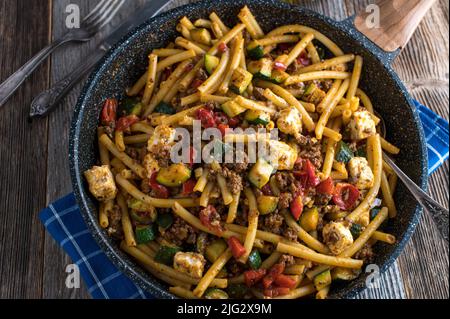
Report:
227,116,240,128
149,172,169,199
196,108,216,128
316,177,334,195
187,146,196,168
262,263,285,289
100,98,118,125
213,111,229,125
244,269,267,287
274,274,297,288
332,183,360,210
304,159,320,187
290,195,304,221
264,287,290,298
116,114,139,131
181,179,197,195
227,236,246,259
199,205,224,235
218,42,228,52
217,124,229,137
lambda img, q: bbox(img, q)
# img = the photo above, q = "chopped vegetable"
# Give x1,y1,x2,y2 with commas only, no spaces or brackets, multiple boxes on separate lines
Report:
331,268,359,281
100,98,117,125
302,83,326,105
290,195,304,221
116,114,139,131
204,54,220,74
257,195,279,215
204,288,229,299
154,245,181,265
154,101,176,115
157,213,174,230
370,208,381,220
244,269,267,287
227,236,246,259
135,224,156,244
274,274,297,288
247,42,264,60
248,58,272,80
227,284,249,298
205,238,227,263
156,163,192,187
130,210,154,225
230,67,253,94
199,205,224,235
262,263,284,289
190,28,211,45
248,158,274,189
313,270,332,290
120,97,142,116
149,172,170,198
221,100,246,118
244,109,270,126
263,287,290,297
196,107,216,128
316,177,334,195
355,145,367,157
269,69,289,84
350,223,363,238
299,206,319,232
247,250,262,269
332,183,360,210
335,141,354,164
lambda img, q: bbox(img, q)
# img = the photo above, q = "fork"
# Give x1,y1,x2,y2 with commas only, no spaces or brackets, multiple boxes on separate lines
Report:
0,0,125,108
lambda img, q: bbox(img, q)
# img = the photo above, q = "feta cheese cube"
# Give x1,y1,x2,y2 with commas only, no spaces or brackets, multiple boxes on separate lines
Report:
348,157,374,190
173,252,206,279
322,221,354,255
348,110,376,141
84,165,117,201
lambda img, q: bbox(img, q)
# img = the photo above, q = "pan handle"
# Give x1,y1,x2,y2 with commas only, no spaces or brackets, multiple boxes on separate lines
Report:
352,0,437,53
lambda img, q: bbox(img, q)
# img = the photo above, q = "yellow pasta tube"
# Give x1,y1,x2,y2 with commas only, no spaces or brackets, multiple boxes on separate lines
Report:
207,24,246,55
175,37,206,55
199,181,214,207
178,59,204,92
123,133,151,144
152,48,184,57
238,5,264,39
238,187,259,263
98,202,109,229
371,231,396,244
117,193,136,247
234,95,276,114
226,191,241,223
284,33,314,66
114,130,125,152
380,137,400,154
217,174,233,205
217,36,244,94
262,88,289,109
209,12,229,34
381,171,397,218
298,54,355,74
97,127,110,166
285,71,351,85
142,54,158,105
198,49,230,93
169,286,198,299
346,55,363,100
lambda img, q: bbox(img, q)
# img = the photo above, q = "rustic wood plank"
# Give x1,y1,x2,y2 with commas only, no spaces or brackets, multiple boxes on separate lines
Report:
0,0,51,298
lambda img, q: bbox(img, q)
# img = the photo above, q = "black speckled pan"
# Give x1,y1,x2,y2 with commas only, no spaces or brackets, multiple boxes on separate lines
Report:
69,0,428,299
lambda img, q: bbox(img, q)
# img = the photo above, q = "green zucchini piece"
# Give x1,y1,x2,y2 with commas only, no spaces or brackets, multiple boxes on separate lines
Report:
227,284,249,299
154,101,175,115
350,223,363,238
120,97,142,116
335,141,354,164
135,224,156,244
257,195,279,215
204,288,229,299
154,246,181,265
314,269,332,290
130,210,153,225
247,250,262,269
205,54,220,74
248,158,274,189
156,163,191,187
157,213,173,230
355,146,367,158
221,100,247,118
230,67,253,94
269,69,289,84
370,208,381,221
244,109,270,126
127,199,157,222
247,42,264,60
190,28,211,45
247,58,272,80
205,239,228,263
302,83,326,105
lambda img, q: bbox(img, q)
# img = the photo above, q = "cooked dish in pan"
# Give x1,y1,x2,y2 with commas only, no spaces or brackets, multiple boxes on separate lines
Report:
84,6,400,299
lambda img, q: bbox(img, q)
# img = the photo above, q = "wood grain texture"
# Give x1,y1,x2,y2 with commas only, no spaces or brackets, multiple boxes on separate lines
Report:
0,0,51,298
0,0,447,299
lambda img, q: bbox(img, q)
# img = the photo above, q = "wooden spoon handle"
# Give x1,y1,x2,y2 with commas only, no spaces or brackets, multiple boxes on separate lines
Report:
354,0,437,52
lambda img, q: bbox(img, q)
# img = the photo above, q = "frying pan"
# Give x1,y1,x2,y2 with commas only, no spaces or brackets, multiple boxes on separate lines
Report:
69,0,430,298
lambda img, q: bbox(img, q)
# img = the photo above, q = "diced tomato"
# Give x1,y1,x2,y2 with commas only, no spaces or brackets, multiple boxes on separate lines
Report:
149,172,169,199
191,78,204,89
228,116,240,128
244,269,267,287
316,177,334,195
262,263,285,289
187,146,196,168
261,184,273,196
181,179,196,195
332,183,360,210
218,42,228,53
227,236,246,259
196,108,216,128
297,50,311,66
214,111,229,125
290,195,304,221
274,274,297,288
218,123,229,137
116,114,139,131
263,287,290,298
100,98,118,125
199,205,224,235
273,61,287,71
304,159,320,187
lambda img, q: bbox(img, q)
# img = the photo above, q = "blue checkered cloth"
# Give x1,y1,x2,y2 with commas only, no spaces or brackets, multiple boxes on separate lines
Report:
39,99,448,299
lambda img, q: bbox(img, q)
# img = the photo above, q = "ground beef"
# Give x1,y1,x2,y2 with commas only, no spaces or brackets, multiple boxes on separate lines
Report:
221,166,243,194
140,178,151,194
274,172,295,192
252,87,267,101
315,193,332,206
261,211,284,235
278,192,293,209
163,216,197,246
283,226,298,242
224,149,249,173
199,205,224,233
296,135,323,168
279,254,296,267
125,147,139,160
151,144,171,168
227,259,247,276
354,243,374,264
234,207,248,226
197,68,208,81
107,205,123,239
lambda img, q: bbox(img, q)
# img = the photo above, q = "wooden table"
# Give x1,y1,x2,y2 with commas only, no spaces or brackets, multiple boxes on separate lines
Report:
0,0,448,299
